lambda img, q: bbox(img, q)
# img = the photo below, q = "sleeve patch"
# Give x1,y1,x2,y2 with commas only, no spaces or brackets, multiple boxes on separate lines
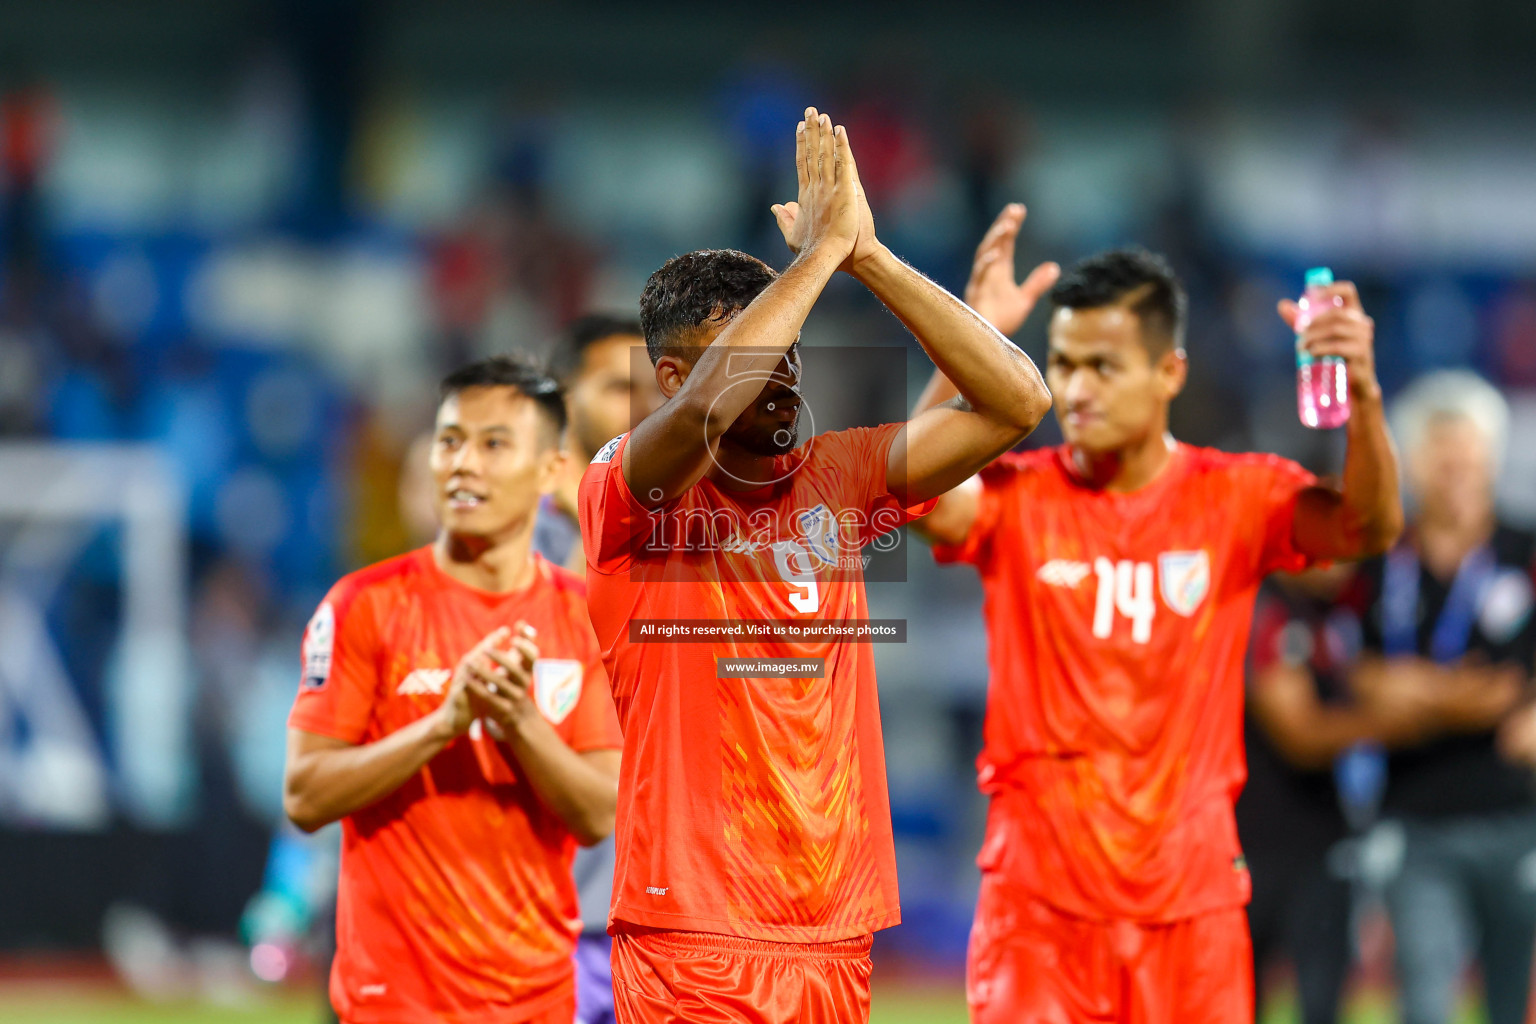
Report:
301,602,336,690
592,433,625,464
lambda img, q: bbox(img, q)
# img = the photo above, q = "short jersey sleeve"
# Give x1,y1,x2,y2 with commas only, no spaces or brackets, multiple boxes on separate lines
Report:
287,582,381,744
818,423,940,544
567,652,624,753
930,456,1017,568
578,433,666,575
1246,455,1320,579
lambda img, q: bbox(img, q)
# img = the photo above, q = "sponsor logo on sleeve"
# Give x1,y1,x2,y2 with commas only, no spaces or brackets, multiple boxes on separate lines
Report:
592,433,625,465
1158,550,1211,617
301,603,335,690
533,659,584,724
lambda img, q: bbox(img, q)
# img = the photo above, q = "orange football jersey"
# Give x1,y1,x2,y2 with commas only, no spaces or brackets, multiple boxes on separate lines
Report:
288,548,623,1023
578,425,933,943
933,444,1317,922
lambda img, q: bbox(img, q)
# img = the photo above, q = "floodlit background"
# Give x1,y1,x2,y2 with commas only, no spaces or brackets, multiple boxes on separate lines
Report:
3,2,1536,1022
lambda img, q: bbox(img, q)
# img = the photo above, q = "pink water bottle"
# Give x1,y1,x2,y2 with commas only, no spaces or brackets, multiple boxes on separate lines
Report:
1296,266,1350,429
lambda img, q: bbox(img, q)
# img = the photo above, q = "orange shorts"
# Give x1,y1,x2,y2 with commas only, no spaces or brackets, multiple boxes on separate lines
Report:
340,992,572,1024
611,926,873,1024
967,875,1253,1024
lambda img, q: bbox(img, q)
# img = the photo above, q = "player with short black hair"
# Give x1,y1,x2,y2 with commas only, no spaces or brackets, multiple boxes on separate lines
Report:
580,108,1052,1023
1048,246,1187,352
439,354,569,437
284,354,623,1024
637,248,779,364
914,204,1403,1024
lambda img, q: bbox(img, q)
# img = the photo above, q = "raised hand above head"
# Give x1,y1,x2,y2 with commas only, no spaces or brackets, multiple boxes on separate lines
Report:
1278,279,1380,402
771,107,876,273
964,203,1060,337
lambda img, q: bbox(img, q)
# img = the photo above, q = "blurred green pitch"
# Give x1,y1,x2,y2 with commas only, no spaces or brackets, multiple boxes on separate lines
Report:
0,985,1491,1023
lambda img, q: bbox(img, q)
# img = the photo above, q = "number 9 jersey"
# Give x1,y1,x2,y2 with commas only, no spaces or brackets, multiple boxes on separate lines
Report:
578,425,935,943
932,443,1318,922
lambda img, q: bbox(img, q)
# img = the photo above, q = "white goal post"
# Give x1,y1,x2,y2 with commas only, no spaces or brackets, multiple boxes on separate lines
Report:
0,442,191,829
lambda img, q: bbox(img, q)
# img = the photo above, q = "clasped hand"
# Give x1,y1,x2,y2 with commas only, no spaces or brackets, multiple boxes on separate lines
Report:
437,623,542,740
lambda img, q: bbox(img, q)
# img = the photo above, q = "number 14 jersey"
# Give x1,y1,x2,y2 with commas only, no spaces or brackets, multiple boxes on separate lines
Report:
933,443,1317,922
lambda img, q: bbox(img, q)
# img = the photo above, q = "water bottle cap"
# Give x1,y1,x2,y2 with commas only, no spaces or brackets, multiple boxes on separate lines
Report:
1304,267,1335,288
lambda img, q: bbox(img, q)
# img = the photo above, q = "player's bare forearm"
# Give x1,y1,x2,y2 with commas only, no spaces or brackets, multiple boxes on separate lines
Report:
907,476,981,548
859,246,1049,437
1283,281,1403,561
903,327,1001,546
907,206,1059,442
911,367,961,419
1292,394,1402,561
622,245,842,506
502,716,620,845
283,718,454,833
1338,392,1404,554
853,248,1049,503
905,367,976,542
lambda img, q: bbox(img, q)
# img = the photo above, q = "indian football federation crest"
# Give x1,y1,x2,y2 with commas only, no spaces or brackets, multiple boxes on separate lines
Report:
797,504,840,569
533,659,584,725
301,603,335,690
1158,550,1211,617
